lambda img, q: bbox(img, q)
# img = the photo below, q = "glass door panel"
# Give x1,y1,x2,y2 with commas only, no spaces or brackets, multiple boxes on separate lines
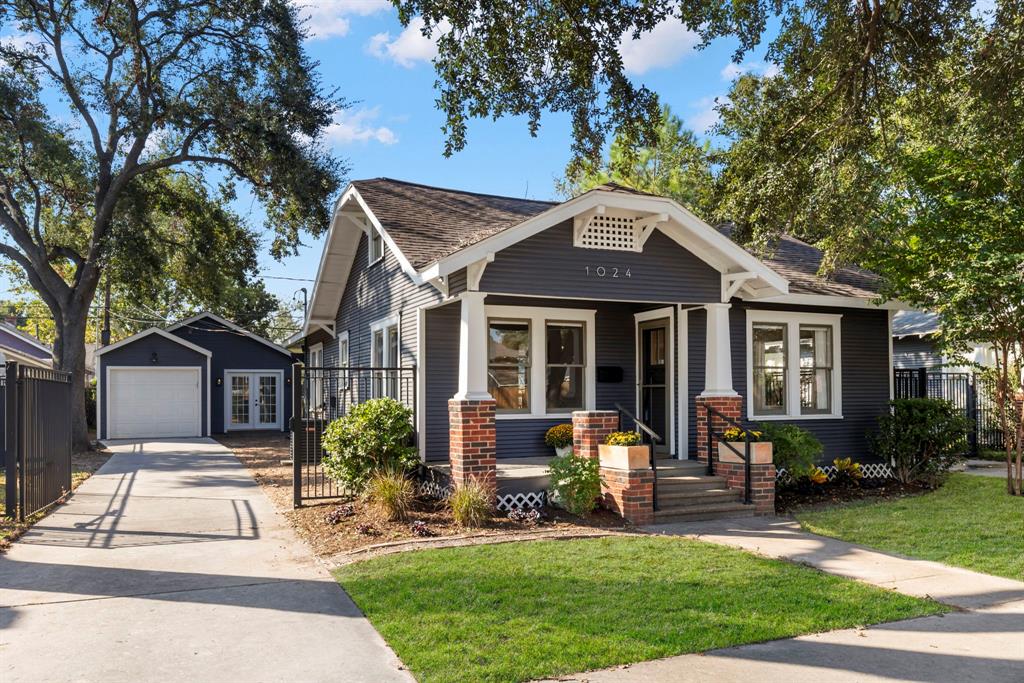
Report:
230,375,251,426
258,375,278,426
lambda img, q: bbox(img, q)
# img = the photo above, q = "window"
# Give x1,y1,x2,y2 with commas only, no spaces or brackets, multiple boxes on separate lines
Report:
546,323,585,412
747,311,842,420
308,343,324,411
371,318,399,398
368,226,383,264
488,320,531,412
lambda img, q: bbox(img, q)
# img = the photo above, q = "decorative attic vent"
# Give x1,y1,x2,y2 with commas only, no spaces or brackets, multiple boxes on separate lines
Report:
573,206,669,253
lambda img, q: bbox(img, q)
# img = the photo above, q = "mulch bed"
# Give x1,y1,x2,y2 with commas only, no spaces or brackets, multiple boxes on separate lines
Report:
215,432,631,557
776,479,932,513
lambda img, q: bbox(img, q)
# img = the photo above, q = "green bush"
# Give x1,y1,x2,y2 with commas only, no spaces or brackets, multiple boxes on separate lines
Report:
605,431,642,446
758,422,823,480
321,398,418,492
873,398,971,486
364,468,416,522
449,478,494,527
548,453,603,516
544,423,574,449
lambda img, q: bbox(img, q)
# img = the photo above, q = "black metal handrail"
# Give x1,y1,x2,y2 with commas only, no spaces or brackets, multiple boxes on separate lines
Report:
704,404,752,505
614,403,663,511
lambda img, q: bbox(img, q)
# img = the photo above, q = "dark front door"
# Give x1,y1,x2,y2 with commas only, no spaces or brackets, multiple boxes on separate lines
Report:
639,319,670,456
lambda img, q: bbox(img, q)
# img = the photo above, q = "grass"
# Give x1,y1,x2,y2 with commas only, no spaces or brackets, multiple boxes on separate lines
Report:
798,473,1024,581
335,536,946,683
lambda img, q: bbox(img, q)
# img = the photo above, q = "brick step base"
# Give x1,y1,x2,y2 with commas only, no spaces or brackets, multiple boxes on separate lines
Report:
652,501,757,523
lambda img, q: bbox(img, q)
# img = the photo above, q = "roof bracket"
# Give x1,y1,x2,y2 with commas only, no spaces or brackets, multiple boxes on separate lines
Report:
722,271,757,302
466,253,495,291
634,212,669,248
428,276,449,298
573,204,606,242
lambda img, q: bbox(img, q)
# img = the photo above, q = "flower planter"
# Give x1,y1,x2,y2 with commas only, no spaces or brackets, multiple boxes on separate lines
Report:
718,441,773,464
598,443,651,470
554,445,572,458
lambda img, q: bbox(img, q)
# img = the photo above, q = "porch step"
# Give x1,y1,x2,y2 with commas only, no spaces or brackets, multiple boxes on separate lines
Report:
652,501,757,524
655,474,731,492
655,488,742,507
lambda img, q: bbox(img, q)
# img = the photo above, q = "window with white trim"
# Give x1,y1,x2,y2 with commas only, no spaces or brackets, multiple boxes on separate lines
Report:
545,323,585,412
308,343,324,411
747,311,842,420
371,318,399,398
368,225,384,264
488,320,531,412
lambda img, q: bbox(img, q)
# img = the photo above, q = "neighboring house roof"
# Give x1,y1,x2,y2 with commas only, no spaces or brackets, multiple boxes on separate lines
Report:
166,312,293,358
893,310,940,338
95,327,213,357
0,321,52,359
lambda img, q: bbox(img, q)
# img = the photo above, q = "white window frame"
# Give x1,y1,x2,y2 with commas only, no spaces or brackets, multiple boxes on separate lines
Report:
485,305,596,420
367,218,384,266
308,342,324,411
370,315,400,398
746,310,843,420
337,330,350,367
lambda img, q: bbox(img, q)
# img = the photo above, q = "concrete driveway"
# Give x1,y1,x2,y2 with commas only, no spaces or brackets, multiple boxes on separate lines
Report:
0,439,411,683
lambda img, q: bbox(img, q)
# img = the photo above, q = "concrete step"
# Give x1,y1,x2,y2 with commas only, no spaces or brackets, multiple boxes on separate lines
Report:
652,501,757,524
655,488,742,508
655,475,731,491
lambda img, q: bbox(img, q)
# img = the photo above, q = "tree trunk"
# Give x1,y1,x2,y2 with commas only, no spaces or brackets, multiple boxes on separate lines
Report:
55,296,94,452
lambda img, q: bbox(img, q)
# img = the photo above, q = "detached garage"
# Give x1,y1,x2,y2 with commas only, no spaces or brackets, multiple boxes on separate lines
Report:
96,313,295,440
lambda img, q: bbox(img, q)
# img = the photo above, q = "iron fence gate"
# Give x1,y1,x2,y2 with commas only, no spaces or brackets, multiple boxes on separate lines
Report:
4,362,73,520
290,363,416,506
893,367,1006,452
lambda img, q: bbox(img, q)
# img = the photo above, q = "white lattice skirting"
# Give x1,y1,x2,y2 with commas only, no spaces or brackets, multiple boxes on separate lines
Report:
777,462,894,484
496,491,547,511
418,478,453,500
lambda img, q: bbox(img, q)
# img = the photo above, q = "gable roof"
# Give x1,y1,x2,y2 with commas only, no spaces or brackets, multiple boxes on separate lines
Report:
893,310,939,337
95,327,212,357
0,321,52,358
166,312,293,358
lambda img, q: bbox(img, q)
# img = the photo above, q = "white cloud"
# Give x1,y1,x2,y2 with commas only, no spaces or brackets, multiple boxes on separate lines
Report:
290,0,392,40
618,19,700,76
721,60,780,82
367,16,450,68
324,107,398,145
687,96,723,133
1,32,51,56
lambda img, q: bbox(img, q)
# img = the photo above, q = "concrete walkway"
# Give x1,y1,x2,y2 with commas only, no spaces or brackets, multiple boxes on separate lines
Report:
543,517,1024,682
0,439,410,683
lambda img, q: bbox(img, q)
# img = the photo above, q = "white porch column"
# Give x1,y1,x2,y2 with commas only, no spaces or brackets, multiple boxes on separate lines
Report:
701,303,738,397
454,291,491,400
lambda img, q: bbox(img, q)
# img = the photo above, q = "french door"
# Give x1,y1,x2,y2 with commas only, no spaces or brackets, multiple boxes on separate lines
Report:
226,371,282,430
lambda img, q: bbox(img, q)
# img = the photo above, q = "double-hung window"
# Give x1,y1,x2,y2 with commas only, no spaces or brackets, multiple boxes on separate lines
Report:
371,318,399,398
308,343,324,413
747,311,842,419
487,320,531,412
368,223,384,264
545,323,585,412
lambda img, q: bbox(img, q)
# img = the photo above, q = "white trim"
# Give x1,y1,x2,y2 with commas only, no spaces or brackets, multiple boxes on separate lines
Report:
416,308,427,462
166,312,293,357
744,293,910,310
104,365,205,439
887,310,895,401
484,304,597,419
678,306,689,459
337,331,350,367
634,307,676,456
745,309,844,421
366,216,385,266
370,315,401,336
223,369,285,431
95,327,212,357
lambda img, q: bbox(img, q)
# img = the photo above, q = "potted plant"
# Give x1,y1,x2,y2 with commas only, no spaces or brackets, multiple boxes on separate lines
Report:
544,423,574,457
598,431,649,470
718,427,773,464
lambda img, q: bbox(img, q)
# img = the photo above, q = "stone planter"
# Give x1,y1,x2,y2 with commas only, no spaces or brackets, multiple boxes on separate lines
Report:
718,441,773,464
554,445,572,458
598,443,650,470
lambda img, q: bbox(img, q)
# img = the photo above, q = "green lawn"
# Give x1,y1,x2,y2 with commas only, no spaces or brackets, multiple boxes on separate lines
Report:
335,536,945,683
798,474,1024,581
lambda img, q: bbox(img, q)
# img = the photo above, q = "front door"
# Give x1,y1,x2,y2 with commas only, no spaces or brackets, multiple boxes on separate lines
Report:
639,320,671,456
226,371,282,430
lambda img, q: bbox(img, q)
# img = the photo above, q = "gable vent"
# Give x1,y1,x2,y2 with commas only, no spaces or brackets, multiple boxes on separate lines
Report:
576,214,639,252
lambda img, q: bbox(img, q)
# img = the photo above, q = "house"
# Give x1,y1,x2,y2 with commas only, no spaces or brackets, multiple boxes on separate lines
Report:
95,312,294,439
0,321,53,369
893,310,996,371
289,178,903,517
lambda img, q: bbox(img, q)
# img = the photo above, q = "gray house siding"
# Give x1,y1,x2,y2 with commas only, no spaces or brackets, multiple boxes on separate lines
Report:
423,302,459,461
687,303,889,463
479,222,722,303
0,328,51,362
894,336,942,369
169,318,293,433
97,336,208,439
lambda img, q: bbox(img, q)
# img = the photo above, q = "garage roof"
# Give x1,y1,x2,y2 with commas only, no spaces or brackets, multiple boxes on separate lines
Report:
95,328,212,357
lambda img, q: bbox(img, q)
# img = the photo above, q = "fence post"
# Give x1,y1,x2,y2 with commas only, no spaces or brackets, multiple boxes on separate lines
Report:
4,362,18,519
969,374,980,457
916,367,929,399
291,363,302,508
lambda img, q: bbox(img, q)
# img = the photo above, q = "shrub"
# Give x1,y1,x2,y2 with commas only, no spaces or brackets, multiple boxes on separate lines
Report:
807,466,828,485
364,468,416,522
722,427,764,442
508,507,545,526
758,422,823,479
544,423,574,449
605,431,642,447
548,453,603,516
832,457,864,487
873,398,970,486
321,398,418,492
449,478,494,527
410,520,435,537
324,503,356,524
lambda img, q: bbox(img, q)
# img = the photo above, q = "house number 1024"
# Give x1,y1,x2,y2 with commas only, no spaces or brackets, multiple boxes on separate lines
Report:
585,266,631,278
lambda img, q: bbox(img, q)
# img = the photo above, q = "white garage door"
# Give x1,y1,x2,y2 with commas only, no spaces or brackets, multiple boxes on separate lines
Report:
108,368,202,439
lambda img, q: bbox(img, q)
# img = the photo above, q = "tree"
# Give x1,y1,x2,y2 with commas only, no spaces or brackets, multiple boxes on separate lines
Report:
0,1,342,448
557,106,715,216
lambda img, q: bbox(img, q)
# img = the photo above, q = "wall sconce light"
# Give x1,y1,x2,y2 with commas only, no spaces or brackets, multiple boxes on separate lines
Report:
216,377,223,386
150,352,159,364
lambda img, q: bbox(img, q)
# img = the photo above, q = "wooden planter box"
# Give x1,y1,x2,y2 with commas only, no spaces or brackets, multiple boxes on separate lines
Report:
598,443,650,470
718,441,773,464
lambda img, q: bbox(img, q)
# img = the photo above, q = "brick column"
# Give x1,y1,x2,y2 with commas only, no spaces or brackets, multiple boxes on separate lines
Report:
601,467,655,525
715,460,776,515
695,395,742,463
449,399,496,495
572,410,619,458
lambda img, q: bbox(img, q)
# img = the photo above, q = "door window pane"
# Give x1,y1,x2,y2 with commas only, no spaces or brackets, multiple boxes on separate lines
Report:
752,323,787,416
259,375,277,424
546,323,585,411
231,375,250,425
488,320,530,411
800,325,833,414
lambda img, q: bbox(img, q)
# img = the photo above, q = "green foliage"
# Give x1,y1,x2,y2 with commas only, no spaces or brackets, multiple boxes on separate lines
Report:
831,458,864,488
722,427,764,442
364,468,416,522
544,423,574,449
448,479,493,528
759,422,823,479
604,431,642,447
321,399,418,492
873,399,971,486
547,453,603,516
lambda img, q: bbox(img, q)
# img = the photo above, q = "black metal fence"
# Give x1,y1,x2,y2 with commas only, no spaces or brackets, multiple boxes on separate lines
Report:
290,364,416,507
4,362,73,520
893,367,1006,452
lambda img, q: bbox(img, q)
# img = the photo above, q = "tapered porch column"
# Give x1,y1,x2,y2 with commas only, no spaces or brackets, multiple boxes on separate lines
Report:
696,303,742,463
449,291,496,495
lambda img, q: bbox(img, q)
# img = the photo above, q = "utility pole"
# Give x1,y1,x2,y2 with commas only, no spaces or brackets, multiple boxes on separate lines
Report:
101,279,111,347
